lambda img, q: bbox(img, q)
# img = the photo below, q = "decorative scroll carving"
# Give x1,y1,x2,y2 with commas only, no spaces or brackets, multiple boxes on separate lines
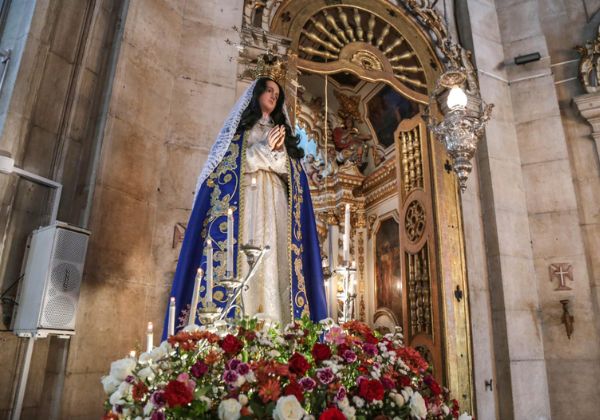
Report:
406,245,432,337
405,200,426,242
399,126,424,194
576,25,600,93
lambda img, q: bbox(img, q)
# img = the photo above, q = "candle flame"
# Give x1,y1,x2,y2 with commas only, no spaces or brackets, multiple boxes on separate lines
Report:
228,208,233,215
129,350,136,358
251,177,257,186
207,238,212,246
147,322,153,332
170,297,176,304
197,268,204,276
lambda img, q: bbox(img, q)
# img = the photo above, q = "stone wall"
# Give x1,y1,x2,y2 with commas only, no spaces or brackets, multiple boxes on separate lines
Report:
57,0,243,418
465,0,600,419
0,0,123,418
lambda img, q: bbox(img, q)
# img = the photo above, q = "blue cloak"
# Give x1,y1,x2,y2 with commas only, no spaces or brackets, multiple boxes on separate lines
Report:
163,130,327,338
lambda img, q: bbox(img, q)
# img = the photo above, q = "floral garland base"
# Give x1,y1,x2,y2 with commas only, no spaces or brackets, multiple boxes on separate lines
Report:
102,317,472,420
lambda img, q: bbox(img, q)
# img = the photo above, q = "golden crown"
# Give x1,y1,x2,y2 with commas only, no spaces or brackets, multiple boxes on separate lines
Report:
245,53,288,85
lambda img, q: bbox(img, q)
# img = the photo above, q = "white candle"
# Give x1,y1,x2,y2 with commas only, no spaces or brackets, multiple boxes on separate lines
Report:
188,269,203,326
168,297,176,336
248,177,257,245
146,322,153,353
343,204,350,263
226,208,234,274
206,239,213,305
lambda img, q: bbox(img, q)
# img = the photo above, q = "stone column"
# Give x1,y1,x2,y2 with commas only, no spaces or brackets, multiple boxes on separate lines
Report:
466,1,552,418
573,93,600,167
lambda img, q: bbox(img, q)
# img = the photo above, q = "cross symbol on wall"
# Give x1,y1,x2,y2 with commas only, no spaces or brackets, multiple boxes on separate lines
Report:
549,263,573,291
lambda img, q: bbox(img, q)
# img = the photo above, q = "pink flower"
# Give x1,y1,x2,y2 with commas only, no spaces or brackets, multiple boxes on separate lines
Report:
236,362,250,375
324,327,346,345
316,367,335,384
362,343,378,356
223,370,239,384
299,377,317,391
342,349,357,363
176,373,196,393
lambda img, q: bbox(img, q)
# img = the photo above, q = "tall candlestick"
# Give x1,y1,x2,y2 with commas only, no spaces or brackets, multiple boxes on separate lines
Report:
168,297,176,336
226,208,234,274
146,322,153,353
343,204,350,263
206,239,213,305
188,269,202,326
248,177,257,245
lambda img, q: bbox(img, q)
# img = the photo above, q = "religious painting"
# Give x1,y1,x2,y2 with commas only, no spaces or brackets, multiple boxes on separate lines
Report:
375,217,402,325
367,85,418,148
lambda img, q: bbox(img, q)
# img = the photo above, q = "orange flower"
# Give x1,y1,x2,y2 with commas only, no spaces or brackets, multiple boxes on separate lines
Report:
204,350,221,365
258,378,281,403
342,320,373,337
167,331,220,351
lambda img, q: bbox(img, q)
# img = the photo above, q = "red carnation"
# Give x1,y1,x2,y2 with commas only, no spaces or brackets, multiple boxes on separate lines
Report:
164,379,194,407
284,381,305,403
220,334,244,355
288,352,311,376
425,375,442,396
132,381,148,401
311,342,332,363
358,378,385,402
319,406,346,420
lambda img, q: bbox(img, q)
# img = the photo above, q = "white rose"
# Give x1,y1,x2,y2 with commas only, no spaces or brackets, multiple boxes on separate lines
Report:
400,386,413,401
390,392,405,407
458,413,472,420
137,367,155,381
409,391,427,419
143,401,153,415
101,375,121,394
238,394,249,406
273,395,306,420
218,398,242,420
442,405,450,415
352,396,365,408
109,381,132,405
150,341,172,361
109,357,137,381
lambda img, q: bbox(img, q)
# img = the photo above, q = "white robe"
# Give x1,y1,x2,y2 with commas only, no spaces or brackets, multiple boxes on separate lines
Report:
240,117,291,326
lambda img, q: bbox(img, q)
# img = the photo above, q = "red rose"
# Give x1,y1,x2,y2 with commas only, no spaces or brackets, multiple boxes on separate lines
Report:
284,381,304,403
311,342,332,363
164,379,194,407
319,407,346,420
288,352,311,376
358,379,385,402
220,334,244,355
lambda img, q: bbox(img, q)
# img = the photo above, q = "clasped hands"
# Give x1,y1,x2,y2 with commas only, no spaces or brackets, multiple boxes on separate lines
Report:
267,125,286,152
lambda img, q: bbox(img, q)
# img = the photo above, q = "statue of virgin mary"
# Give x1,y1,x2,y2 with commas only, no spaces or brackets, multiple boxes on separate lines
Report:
163,74,327,336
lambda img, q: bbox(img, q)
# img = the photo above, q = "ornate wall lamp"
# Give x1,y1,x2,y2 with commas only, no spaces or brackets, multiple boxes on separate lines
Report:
424,66,493,192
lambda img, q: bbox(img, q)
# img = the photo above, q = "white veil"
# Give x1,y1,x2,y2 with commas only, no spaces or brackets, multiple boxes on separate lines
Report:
193,79,295,204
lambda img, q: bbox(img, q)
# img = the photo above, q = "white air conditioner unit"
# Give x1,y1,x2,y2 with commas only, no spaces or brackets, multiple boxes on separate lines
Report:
12,222,90,337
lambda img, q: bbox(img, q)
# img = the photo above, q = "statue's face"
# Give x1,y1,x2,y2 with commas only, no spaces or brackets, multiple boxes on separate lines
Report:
259,80,280,115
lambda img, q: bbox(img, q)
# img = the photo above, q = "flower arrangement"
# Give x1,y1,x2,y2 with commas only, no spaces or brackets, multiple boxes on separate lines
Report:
102,317,472,420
